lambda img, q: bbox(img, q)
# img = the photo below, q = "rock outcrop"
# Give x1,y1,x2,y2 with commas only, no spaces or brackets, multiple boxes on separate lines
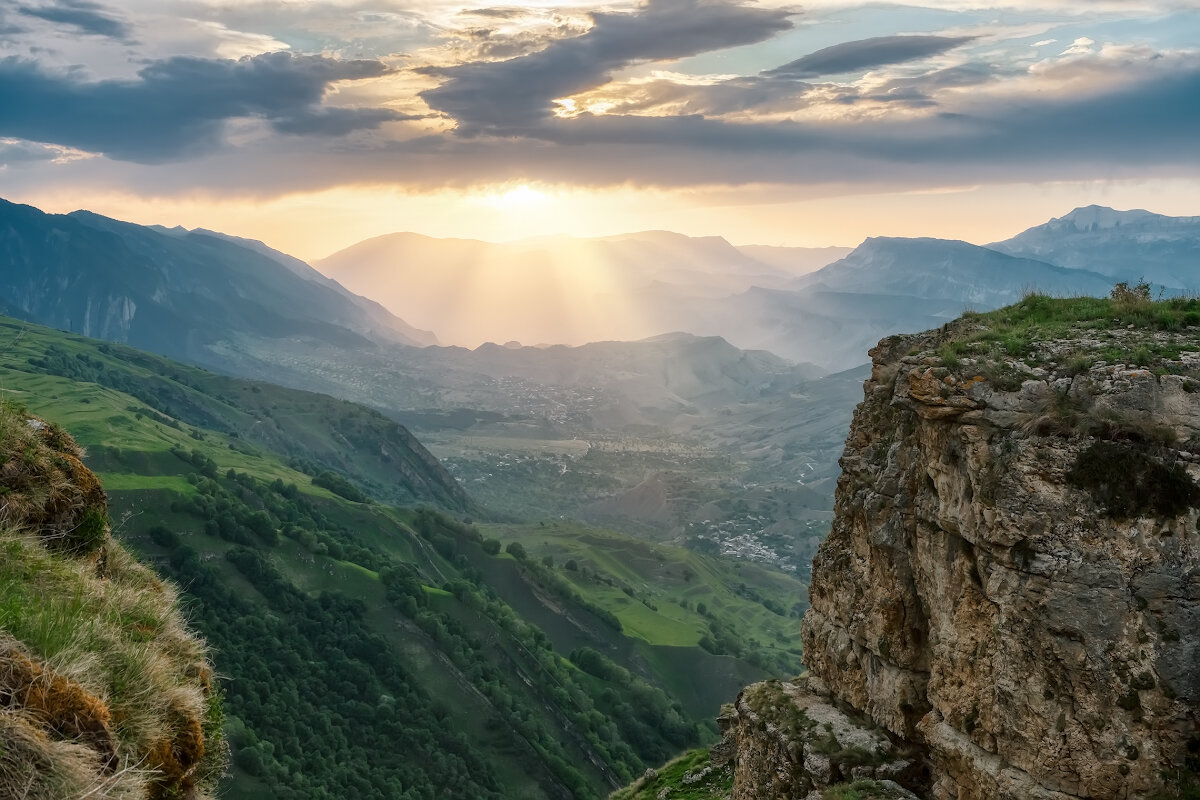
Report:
722,297,1200,800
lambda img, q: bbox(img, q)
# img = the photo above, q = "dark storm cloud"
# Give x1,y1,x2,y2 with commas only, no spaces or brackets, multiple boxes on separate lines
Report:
520,58,1200,172
17,0,129,40
129,56,1199,189
6,43,1196,202
766,35,975,79
419,0,793,134
0,52,404,162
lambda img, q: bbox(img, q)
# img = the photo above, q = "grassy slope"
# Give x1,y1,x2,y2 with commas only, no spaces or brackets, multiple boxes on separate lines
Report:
0,317,810,799
488,522,806,705
0,315,468,510
0,402,225,800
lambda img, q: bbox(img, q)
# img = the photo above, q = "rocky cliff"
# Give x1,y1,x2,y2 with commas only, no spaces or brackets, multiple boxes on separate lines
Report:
0,401,225,799
718,294,1200,800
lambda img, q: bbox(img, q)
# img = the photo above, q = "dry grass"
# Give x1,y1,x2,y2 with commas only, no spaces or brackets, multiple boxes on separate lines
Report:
0,400,226,798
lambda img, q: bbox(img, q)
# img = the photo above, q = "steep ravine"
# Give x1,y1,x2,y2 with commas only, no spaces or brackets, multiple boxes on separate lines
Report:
705,297,1200,800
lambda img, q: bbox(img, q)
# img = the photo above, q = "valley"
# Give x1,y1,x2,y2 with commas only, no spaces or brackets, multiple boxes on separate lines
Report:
0,314,811,799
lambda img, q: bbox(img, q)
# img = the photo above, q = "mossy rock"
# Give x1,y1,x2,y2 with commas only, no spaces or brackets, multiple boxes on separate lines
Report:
0,411,109,557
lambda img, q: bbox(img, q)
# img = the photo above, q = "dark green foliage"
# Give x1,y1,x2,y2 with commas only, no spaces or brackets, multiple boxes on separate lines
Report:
570,647,625,682
505,541,527,560
3,314,806,800
311,470,369,503
53,506,108,556
1067,442,1200,520
152,528,503,800
155,473,709,798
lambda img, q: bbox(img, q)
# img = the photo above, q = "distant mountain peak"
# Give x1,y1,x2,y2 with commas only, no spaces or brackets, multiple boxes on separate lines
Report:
1053,205,1161,230
990,205,1200,287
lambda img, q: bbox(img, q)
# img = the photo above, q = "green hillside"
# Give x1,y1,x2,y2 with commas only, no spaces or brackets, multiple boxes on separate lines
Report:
0,316,810,799
0,315,468,511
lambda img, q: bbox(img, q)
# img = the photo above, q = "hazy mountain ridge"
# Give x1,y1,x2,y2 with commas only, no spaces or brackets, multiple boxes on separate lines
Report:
0,199,435,372
182,226,439,346
795,236,1114,303
316,205,1193,370
317,230,845,349
2,315,468,511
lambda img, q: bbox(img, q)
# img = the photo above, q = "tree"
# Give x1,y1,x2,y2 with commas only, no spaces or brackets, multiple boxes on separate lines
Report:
505,542,527,560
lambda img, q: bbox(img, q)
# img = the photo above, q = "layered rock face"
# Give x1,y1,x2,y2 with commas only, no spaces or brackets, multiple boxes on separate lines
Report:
727,303,1200,800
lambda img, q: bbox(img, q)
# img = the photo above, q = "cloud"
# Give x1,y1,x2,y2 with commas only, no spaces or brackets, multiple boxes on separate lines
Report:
17,0,130,40
765,35,975,79
2,1,1195,208
272,106,422,136
0,52,404,162
562,60,999,120
856,62,996,107
1062,36,1095,55
418,0,793,134
460,7,530,19
0,137,94,167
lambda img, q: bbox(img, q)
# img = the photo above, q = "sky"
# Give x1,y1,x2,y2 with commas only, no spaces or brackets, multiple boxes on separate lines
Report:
0,0,1198,259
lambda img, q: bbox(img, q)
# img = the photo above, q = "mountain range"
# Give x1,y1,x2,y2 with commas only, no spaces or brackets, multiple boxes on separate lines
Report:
0,198,435,373
315,204,1200,369
317,231,849,350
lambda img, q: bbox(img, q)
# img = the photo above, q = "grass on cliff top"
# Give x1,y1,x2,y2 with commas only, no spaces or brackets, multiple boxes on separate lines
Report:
929,289,1200,379
976,283,1200,329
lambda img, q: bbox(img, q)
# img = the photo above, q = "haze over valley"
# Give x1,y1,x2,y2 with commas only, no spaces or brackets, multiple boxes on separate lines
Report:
5,197,1200,578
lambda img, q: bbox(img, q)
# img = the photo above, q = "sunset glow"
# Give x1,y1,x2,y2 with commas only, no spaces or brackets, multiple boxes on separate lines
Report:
0,0,1194,258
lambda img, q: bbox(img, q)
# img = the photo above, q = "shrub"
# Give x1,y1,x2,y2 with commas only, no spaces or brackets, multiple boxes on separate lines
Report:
1110,280,1153,307
1067,441,1200,520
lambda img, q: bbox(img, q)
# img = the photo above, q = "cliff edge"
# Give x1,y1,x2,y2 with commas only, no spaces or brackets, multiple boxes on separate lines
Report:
0,399,225,799
721,293,1200,800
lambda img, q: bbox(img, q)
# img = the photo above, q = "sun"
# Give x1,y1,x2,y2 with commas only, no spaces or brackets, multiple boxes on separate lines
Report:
481,184,549,209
